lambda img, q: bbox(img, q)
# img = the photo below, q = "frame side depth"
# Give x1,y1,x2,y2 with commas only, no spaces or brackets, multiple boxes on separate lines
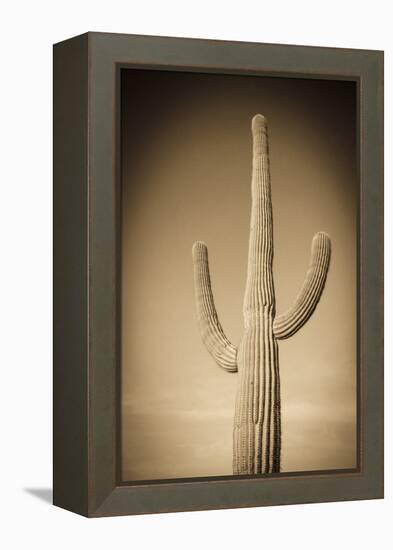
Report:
53,33,90,516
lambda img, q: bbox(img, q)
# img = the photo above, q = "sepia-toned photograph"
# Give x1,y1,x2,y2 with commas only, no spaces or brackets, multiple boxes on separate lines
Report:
120,68,358,482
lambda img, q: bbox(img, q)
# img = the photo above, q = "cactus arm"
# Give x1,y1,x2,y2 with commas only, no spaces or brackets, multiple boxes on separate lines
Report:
192,241,238,372
273,231,331,340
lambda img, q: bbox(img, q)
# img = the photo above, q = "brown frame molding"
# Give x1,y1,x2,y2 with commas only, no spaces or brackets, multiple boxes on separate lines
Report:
53,32,383,517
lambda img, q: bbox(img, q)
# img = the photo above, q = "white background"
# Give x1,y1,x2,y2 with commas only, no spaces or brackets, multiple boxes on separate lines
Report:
0,1,390,548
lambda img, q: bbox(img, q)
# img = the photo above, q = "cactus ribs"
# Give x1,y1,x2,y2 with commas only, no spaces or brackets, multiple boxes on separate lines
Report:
192,115,331,474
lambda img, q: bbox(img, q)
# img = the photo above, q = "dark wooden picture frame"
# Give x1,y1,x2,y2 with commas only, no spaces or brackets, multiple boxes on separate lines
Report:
53,32,383,517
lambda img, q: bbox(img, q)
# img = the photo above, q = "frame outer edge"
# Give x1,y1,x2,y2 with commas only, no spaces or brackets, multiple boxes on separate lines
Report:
53,33,90,517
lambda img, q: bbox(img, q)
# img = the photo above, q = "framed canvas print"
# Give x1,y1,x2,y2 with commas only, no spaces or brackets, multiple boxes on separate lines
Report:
53,32,383,517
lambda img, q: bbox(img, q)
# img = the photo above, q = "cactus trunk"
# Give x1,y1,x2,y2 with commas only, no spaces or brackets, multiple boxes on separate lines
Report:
192,114,331,475
234,115,281,474
234,320,281,474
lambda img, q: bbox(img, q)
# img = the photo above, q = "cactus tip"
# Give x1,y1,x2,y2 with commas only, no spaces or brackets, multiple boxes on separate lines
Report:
252,113,267,132
192,240,208,258
314,231,331,243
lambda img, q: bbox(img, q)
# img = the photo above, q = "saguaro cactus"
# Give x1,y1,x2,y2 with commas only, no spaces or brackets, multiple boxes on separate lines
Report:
192,114,331,474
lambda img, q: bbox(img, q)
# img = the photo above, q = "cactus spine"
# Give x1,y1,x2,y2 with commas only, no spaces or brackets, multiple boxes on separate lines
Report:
192,114,331,474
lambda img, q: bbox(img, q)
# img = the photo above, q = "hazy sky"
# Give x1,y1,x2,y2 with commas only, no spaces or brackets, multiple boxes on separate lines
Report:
121,70,357,481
